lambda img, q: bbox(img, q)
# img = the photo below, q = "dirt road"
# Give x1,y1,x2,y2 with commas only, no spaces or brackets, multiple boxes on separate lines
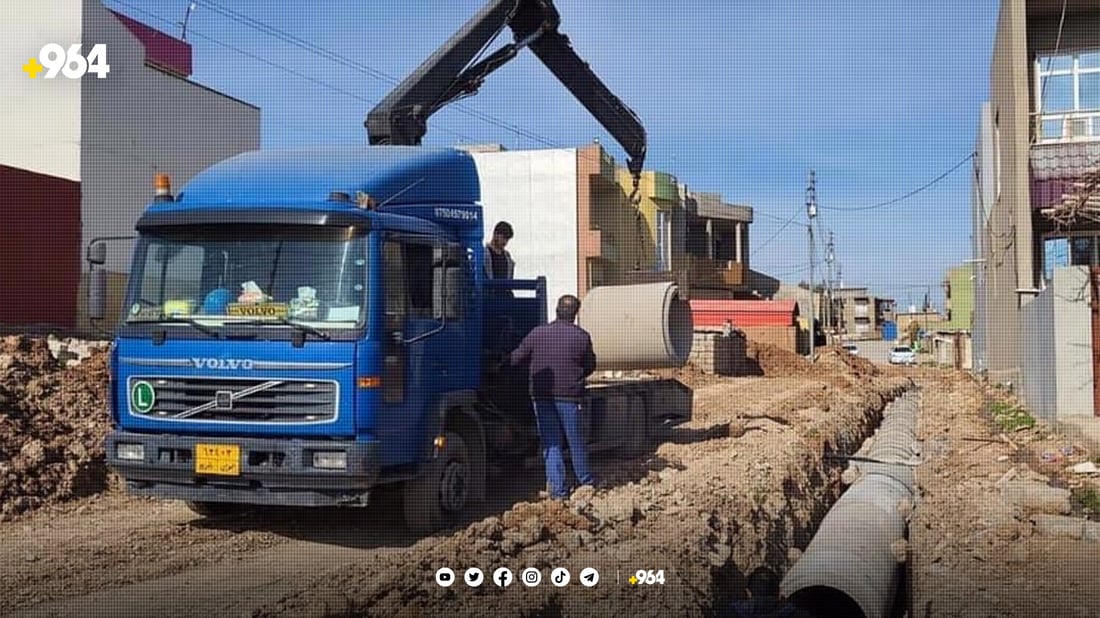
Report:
909,371,1100,617
0,341,911,617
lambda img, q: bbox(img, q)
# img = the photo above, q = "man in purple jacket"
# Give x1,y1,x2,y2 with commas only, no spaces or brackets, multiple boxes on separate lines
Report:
507,294,598,499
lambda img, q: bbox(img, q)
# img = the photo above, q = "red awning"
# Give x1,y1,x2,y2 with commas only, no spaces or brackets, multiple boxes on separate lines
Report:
690,299,799,328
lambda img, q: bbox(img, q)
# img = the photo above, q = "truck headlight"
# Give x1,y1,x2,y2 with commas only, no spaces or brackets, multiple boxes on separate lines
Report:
313,451,347,470
117,443,145,461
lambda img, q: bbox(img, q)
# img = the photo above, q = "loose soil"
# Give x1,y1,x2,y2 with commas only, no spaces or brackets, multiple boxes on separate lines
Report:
0,337,910,617
909,371,1100,617
0,336,113,521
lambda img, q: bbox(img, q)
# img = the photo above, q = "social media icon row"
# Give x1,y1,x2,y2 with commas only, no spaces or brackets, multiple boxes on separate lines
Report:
435,566,599,588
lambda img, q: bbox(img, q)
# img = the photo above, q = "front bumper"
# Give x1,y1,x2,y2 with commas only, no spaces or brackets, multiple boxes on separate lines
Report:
106,430,381,507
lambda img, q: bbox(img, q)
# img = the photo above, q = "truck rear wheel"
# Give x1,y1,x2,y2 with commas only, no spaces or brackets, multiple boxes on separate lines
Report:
403,430,473,533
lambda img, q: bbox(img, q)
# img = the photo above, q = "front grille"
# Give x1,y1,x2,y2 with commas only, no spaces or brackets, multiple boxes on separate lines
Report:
129,377,338,423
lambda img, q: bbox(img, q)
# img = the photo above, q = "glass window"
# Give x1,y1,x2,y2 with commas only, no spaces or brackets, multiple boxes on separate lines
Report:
125,225,367,329
1080,51,1100,70
1040,74,1074,112
1039,54,1073,72
1070,236,1095,266
1081,73,1100,110
1042,118,1063,139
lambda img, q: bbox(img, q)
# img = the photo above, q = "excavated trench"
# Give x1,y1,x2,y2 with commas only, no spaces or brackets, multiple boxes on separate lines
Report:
716,386,920,618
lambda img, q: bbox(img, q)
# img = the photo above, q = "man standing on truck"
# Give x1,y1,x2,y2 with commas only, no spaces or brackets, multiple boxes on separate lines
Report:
484,221,515,280
506,294,599,499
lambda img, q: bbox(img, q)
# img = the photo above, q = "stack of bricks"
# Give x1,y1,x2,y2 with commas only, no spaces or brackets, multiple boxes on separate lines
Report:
689,331,746,375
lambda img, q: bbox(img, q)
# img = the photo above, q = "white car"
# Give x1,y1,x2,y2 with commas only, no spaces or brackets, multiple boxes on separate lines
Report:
842,343,860,356
888,346,917,365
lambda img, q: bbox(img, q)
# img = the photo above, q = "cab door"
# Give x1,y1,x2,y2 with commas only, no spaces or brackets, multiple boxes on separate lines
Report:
377,235,471,466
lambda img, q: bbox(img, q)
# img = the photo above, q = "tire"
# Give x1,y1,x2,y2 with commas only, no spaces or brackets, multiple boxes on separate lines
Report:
403,430,473,534
184,501,251,518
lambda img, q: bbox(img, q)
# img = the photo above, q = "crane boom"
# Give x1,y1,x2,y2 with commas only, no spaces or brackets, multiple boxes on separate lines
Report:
365,0,646,177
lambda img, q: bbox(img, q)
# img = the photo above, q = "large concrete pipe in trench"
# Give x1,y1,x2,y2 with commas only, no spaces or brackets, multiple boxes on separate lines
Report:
577,281,694,371
779,392,921,618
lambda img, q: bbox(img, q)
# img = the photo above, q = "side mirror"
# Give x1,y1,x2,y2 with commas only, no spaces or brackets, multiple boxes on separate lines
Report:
87,240,107,266
89,268,107,321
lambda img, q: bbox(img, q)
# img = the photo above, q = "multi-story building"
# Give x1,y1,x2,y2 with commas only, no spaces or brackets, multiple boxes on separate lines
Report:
972,0,1098,421
681,191,753,299
0,1,260,329
468,143,757,307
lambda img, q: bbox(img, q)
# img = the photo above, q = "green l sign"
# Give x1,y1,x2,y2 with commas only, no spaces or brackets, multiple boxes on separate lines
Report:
131,380,156,414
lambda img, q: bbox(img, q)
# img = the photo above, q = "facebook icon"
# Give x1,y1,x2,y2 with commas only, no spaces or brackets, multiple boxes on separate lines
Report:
493,567,514,588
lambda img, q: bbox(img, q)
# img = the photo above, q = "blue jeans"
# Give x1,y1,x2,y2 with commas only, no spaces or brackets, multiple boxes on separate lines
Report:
533,399,595,498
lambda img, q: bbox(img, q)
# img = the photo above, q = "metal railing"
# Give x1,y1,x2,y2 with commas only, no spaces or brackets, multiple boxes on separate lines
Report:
1032,109,1100,144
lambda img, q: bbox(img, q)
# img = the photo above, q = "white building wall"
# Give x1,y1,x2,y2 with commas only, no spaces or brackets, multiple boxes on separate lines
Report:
1019,266,1095,421
0,0,82,180
81,0,260,273
470,149,579,310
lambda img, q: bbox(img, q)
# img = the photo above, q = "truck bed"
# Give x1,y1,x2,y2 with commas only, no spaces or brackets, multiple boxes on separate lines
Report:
478,278,692,460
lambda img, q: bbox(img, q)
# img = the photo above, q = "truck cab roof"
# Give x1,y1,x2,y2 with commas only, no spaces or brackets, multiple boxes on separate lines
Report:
148,146,479,212
137,146,481,235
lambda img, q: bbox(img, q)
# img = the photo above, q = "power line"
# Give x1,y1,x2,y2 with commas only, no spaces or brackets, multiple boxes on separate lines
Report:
192,0,566,149
751,203,804,257
106,1,481,143
820,152,976,212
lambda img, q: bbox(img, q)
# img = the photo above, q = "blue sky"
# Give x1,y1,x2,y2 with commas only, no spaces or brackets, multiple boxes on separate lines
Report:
104,0,999,309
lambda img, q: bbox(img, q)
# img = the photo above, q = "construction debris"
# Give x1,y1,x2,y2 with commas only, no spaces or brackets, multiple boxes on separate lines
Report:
0,336,112,521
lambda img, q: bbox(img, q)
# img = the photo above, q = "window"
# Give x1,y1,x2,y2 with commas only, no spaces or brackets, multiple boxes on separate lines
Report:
1036,49,1100,141
383,239,434,319
125,225,368,331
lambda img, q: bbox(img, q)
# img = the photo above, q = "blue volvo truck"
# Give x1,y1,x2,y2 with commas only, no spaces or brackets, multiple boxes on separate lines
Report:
90,0,690,532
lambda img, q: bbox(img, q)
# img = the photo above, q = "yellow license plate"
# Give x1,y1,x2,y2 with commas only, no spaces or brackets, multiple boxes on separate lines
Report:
194,444,240,476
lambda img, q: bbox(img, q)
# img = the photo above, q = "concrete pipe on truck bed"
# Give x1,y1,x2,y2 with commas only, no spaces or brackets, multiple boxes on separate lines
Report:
577,281,693,371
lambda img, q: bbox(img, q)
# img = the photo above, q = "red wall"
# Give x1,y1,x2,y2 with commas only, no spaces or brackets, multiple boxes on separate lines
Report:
0,164,81,328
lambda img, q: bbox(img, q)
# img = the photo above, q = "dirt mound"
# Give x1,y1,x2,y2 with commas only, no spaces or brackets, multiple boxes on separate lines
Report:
814,346,880,377
745,341,812,377
0,336,112,520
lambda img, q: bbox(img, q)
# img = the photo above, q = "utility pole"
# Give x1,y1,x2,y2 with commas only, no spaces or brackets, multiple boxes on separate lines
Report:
806,170,818,361
825,230,835,345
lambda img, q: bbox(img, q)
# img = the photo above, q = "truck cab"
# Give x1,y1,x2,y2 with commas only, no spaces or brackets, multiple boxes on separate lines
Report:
95,145,691,532
101,147,504,530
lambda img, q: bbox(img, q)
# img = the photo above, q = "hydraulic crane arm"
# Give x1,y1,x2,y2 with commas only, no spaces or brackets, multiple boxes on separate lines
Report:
365,0,646,177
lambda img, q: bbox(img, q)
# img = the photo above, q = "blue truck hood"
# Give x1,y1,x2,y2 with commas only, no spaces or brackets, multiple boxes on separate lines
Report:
114,338,357,438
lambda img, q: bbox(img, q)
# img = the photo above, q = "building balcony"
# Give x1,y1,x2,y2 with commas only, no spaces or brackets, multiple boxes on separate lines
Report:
687,256,745,288
1032,110,1100,145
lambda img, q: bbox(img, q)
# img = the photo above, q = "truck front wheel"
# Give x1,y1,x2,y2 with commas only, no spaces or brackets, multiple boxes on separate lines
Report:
403,430,473,533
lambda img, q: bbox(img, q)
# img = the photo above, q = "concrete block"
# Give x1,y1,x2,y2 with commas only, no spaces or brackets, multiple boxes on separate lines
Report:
1030,514,1100,541
999,480,1071,515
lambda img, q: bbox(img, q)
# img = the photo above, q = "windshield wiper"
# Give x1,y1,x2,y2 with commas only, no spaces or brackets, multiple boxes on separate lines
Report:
276,317,332,341
131,316,221,338
228,317,331,341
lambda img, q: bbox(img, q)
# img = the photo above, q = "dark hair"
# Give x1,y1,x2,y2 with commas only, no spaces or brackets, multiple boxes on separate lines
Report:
493,221,514,239
556,295,581,321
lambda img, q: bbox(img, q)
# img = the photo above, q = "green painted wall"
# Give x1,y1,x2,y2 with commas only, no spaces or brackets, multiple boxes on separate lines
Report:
944,264,975,331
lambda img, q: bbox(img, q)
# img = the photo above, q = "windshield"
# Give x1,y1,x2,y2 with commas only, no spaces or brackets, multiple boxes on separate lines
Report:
124,225,368,331
893,347,912,353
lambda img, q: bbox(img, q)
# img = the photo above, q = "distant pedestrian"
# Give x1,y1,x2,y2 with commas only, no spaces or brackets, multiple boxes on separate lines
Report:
506,295,598,498
484,221,515,280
